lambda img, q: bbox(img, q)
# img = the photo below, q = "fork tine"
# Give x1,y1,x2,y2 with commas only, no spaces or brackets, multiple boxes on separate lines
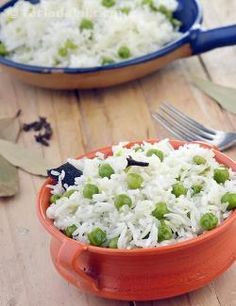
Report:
160,105,215,141
152,113,196,141
153,111,216,144
160,108,215,141
163,102,216,135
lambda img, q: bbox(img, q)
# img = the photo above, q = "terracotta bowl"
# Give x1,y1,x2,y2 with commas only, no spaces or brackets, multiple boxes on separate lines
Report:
37,140,236,301
1,0,236,89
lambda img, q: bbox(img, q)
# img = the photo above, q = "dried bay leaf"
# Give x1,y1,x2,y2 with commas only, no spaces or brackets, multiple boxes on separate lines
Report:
0,155,19,197
0,112,21,197
0,139,51,176
0,112,21,142
192,77,236,114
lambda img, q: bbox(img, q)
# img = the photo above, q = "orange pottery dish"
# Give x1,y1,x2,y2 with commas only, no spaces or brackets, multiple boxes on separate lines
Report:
37,140,236,301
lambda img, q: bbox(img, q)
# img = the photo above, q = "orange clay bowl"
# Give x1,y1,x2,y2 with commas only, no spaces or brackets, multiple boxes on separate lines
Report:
37,139,236,301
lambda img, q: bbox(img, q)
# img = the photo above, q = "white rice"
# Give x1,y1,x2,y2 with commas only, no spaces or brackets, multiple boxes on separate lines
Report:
46,140,236,249
0,0,181,67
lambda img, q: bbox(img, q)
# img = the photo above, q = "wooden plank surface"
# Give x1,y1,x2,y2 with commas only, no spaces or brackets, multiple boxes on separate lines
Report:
0,0,235,305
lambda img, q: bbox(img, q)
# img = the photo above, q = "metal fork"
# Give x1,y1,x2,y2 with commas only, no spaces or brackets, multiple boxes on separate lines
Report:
152,102,236,151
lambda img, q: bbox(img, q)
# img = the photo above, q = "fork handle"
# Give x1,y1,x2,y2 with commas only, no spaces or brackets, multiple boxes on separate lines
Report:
190,25,236,54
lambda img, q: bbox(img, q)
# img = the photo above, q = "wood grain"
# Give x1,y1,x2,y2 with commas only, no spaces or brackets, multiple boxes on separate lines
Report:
0,0,235,305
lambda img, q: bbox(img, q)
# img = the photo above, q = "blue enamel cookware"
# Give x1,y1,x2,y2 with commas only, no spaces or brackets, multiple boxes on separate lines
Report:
0,0,235,89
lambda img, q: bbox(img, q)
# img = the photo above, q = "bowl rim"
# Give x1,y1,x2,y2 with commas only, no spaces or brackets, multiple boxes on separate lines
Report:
37,139,236,255
0,0,202,74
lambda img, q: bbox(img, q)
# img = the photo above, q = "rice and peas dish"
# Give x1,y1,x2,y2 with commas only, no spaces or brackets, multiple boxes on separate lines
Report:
0,0,182,67
46,140,236,250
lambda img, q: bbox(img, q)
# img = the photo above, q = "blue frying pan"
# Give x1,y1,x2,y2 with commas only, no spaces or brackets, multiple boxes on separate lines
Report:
0,0,235,89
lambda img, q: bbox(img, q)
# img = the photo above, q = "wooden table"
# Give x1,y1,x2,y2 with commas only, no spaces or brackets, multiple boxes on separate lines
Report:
0,0,236,305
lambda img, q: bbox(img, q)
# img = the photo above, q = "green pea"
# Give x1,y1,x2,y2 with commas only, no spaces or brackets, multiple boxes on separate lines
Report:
158,221,172,242
221,192,236,210
171,18,182,28
118,46,131,59
127,173,143,189
109,237,119,248
172,183,187,197
6,16,14,24
191,184,203,195
50,194,61,204
115,150,123,156
58,39,77,57
102,0,116,8
102,56,115,65
0,42,8,56
200,213,218,231
80,18,94,30
99,163,114,178
114,194,132,210
64,39,77,49
83,184,99,199
58,46,68,57
142,0,157,11
214,168,230,184
62,189,76,198
120,7,130,14
193,155,207,165
158,5,172,19
88,227,107,246
64,224,77,238
146,149,164,161
152,202,169,220
156,4,182,28
134,146,144,152
142,0,152,5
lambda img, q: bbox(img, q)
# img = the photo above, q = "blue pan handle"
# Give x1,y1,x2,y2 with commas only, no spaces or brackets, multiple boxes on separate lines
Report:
190,25,236,55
